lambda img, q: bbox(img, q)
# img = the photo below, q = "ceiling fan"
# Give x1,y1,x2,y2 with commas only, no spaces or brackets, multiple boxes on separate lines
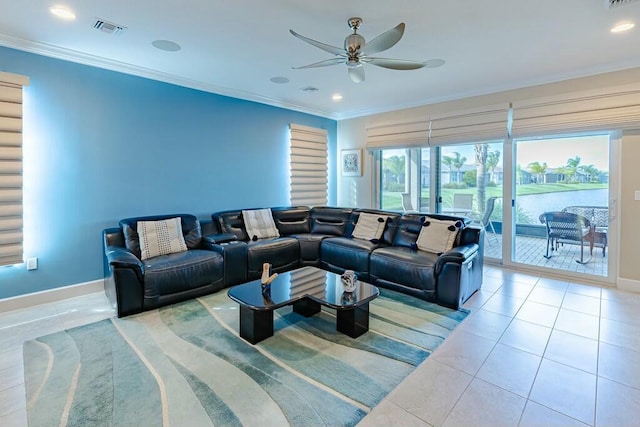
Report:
290,17,443,83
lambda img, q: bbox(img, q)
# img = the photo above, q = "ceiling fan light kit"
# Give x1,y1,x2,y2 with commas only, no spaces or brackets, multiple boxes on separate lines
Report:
290,17,442,83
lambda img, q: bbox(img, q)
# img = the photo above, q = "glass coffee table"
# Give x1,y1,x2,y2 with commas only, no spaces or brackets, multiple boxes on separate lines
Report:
227,267,380,344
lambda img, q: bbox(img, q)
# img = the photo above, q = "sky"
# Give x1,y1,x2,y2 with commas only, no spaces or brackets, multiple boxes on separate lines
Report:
439,135,610,171
515,135,609,170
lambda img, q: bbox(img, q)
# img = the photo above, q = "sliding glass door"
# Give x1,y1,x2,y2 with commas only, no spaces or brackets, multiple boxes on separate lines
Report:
439,142,504,261
512,134,611,278
379,142,504,261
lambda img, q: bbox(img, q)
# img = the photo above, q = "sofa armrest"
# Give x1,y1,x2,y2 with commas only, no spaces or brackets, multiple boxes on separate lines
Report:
106,246,144,275
104,246,145,317
208,241,248,286
434,242,482,309
435,243,478,274
202,233,239,247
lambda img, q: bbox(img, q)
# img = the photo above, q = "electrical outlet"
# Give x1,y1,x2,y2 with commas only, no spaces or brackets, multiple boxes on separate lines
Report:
27,257,38,271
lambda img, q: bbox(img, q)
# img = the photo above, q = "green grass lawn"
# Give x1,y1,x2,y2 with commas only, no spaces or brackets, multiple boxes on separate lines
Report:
382,183,608,212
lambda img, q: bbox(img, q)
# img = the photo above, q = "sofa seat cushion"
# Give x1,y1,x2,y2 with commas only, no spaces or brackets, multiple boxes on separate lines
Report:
369,246,438,292
246,237,300,278
320,236,379,277
144,249,224,298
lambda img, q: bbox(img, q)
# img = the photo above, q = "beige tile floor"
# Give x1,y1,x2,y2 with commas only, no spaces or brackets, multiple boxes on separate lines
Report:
1,266,639,426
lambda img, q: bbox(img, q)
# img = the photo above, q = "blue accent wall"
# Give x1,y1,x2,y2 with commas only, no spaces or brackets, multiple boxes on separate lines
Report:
0,46,337,300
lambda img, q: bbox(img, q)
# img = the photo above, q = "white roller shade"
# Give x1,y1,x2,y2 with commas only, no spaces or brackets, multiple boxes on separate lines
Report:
512,83,640,138
428,103,510,145
0,71,28,267
290,123,328,207
366,121,429,150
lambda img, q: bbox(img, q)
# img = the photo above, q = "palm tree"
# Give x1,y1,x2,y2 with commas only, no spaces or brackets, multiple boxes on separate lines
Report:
566,156,581,183
486,150,501,180
580,164,600,182
383,155,405,184
475,144,488,212
451,152,467,182
527,161,548,183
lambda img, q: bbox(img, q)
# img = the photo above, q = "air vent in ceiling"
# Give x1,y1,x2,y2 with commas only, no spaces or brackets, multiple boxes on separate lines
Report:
606,0,640,8
93,19,127,35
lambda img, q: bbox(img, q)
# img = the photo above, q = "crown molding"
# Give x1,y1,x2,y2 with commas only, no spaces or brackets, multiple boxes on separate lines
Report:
0,33,338,120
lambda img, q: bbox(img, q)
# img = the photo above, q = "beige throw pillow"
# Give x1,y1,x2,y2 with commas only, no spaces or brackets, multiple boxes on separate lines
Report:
242,208,280,240
138,217,188,260
416,218,461,254
352,212,388,241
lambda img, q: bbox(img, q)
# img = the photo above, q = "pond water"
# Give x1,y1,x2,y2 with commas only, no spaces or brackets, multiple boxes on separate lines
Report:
516,189,608,223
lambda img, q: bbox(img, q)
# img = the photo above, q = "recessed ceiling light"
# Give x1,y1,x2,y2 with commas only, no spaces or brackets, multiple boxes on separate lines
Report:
332,94,343,101
611,21,635,33
49,5,76,20
152,40,181,52
270,76,290,84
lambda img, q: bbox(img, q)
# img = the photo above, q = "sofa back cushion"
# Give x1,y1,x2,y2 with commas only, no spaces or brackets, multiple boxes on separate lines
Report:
310,207,353,235
392,214,424,248
272,206,311,235
213,210,250,241
120,214,201,259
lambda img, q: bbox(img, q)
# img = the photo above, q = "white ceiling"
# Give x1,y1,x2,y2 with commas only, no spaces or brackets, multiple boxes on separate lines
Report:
1,0,639,119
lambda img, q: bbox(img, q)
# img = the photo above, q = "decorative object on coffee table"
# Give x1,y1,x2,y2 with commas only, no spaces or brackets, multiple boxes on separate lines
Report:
261,262,277,287
341,269,358,292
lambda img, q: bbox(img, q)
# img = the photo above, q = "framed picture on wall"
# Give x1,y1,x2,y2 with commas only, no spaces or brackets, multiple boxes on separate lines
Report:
341,149,363,176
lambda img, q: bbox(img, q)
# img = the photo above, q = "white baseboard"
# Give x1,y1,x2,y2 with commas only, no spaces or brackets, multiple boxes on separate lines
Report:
617,277,640,293
0,279,105,313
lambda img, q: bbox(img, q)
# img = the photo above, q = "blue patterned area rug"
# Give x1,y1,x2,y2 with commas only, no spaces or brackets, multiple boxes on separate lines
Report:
23,288,468,426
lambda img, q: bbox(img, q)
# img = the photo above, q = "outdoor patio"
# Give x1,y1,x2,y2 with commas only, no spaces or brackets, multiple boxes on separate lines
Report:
483,232,608,277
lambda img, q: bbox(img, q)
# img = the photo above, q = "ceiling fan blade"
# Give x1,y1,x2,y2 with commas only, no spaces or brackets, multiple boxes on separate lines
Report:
366,57,426,70
289,29,345,56
424,58,446,68
348,66,365,83
361,23,405,55
292,58,344,69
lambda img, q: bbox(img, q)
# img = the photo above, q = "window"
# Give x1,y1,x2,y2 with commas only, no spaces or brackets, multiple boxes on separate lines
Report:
513,134,610,277
0,72,29,267
380,148,430,212
289,124,328,206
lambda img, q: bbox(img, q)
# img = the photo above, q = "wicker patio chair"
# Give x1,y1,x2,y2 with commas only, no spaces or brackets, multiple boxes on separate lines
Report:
539,211,592,264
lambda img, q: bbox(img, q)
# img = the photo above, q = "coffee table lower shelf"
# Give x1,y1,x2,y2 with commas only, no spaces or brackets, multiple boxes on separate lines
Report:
238,297,372,344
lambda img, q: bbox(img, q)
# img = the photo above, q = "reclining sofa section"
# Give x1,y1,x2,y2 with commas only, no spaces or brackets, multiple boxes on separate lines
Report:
103,206,484,317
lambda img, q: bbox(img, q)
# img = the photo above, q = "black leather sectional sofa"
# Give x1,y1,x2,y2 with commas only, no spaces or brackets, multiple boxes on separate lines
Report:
103,206,484,317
